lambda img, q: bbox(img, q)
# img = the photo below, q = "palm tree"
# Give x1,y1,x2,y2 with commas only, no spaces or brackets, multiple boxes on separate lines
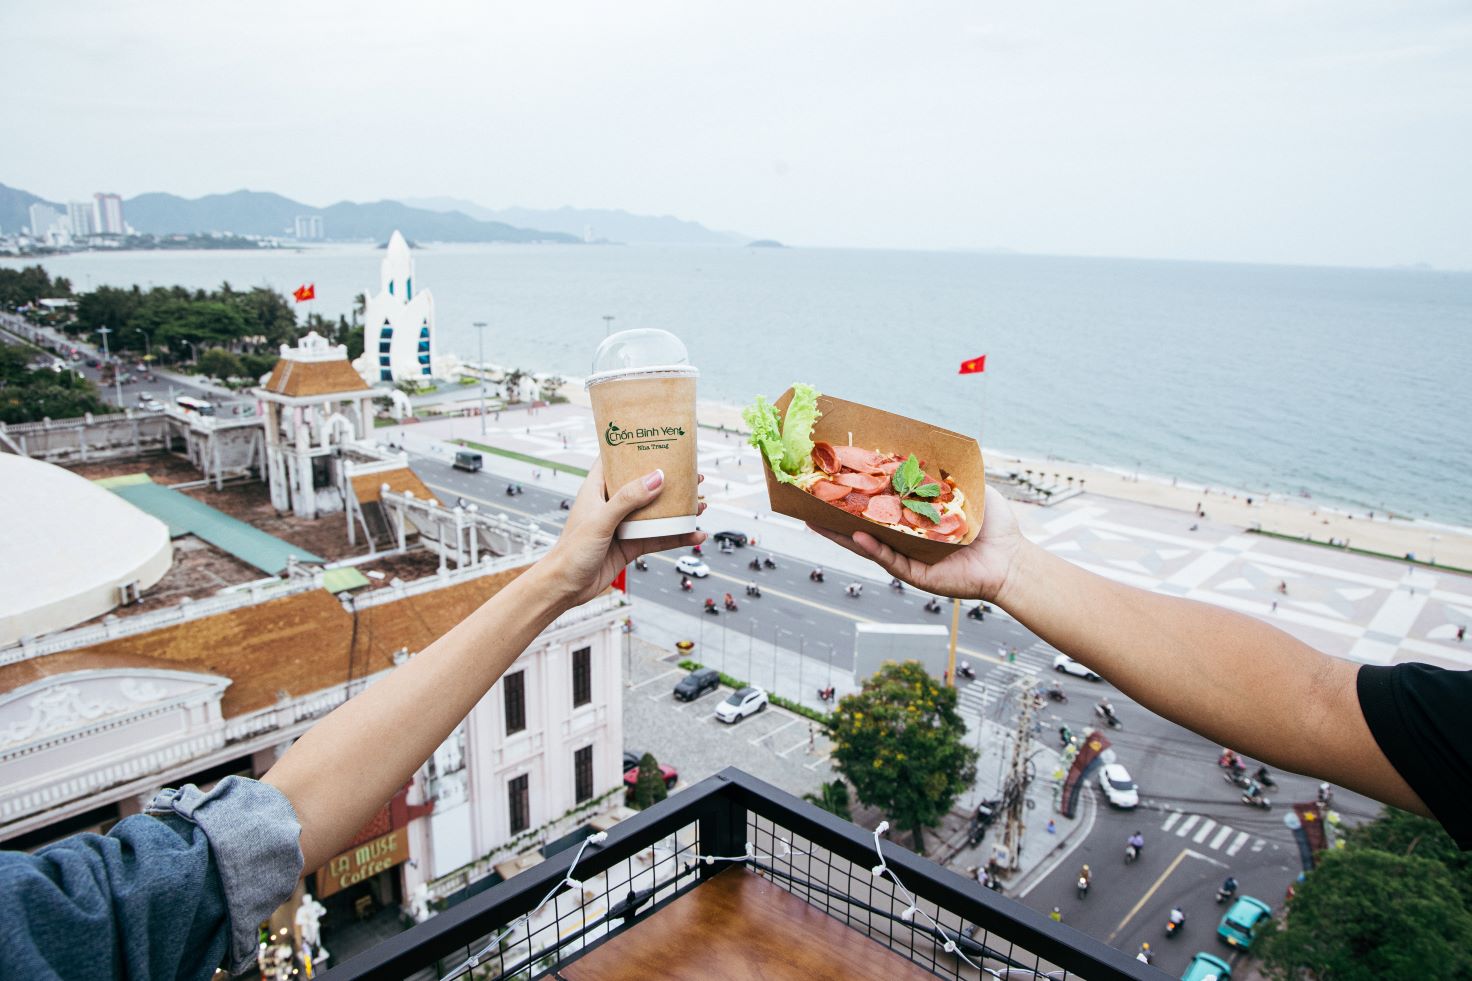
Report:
503,368,528,403
802,779,852,821
351,292,366,327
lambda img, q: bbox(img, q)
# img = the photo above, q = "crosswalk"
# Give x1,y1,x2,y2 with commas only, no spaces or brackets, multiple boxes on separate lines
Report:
956,641,1056,720
1160,808,1269,857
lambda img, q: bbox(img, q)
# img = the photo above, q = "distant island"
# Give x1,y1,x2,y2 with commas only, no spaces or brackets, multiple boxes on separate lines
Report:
747,239,785,248
403,197,748,246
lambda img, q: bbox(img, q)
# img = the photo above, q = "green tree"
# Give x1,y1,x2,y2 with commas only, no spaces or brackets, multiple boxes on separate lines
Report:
197,348,244,381
0,265,71,309
1260,846,1472,979
829,661,977,853
632,753,668,810
1341,808,1472,908
0,341,113,423
240,352,279,383
803,780,853,822
74,285,143,336
503,368,527,403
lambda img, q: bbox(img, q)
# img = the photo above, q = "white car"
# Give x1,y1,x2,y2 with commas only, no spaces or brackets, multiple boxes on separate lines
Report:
141,399,165,412
675,556,711,578
714,686,768,723
1098,763,1139,808
1053,653,1101,681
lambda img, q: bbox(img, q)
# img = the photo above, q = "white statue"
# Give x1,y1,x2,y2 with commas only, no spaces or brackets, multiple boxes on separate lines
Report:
410,881,431,923
295,892,327,951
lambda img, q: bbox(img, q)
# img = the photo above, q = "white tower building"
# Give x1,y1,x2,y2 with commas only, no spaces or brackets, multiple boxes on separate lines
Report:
356,231,438,385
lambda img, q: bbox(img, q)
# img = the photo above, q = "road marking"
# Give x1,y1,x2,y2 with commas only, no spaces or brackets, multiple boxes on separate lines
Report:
631,669,679,691
1107,847,1225,943
1176,814,1200,837
1161,810,1181,832
1225,831,1249,856
1251,839,1266,853
1018,790,1098,900
1209,825,1233,850
424,482,547,522
1193,819,1217,844
804,753,833,771
751,717,798,745
777,736,811,757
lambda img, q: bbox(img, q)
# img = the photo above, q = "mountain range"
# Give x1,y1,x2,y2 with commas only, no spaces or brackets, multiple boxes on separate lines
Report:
1,182,744,246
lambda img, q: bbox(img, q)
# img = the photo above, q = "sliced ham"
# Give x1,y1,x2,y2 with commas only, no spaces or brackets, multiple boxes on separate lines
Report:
862,494,903,525
834,445,882,472
811,479,850,502
876,459,901,475
924,528,958,542
833,491,871,515
901,505,936,529
811,441,839,474
935,512,967,537
834,471,889,494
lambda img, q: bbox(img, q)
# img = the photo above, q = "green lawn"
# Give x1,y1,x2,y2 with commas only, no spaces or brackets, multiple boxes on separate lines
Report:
454,439,589,477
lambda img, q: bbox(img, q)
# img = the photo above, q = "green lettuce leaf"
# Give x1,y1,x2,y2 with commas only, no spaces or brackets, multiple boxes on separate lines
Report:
742,397,792,483
742,384,822,484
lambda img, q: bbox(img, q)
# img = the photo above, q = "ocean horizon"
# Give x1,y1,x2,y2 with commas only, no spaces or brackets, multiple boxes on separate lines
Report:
7,242,1470,526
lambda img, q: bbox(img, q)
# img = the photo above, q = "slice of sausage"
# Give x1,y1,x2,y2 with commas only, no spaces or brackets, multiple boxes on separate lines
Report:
811,479,850,502
833,491,871,515
876,459,901,476
901,505,936,529
834,445,882,472
834,472,889,494
924,528,957,542
811,441,839,474
935,512,967,537
862,494,903,525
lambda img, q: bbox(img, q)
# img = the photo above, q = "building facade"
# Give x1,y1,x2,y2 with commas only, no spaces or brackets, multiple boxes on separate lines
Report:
66,201,94,238
93,192,125,235
355,231,439,384
294,215,325,241
27,203,61,241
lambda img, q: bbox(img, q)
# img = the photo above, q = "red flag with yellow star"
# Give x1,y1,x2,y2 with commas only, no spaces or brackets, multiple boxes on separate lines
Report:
958,354,986,375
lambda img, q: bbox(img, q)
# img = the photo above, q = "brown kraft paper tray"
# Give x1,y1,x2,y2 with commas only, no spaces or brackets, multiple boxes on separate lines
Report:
761,387,986,564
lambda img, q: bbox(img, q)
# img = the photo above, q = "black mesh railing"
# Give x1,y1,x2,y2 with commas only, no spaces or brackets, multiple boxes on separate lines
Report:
320,768,1154,981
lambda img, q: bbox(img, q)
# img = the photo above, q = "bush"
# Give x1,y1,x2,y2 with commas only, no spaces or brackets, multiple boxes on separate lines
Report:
632,753,668,810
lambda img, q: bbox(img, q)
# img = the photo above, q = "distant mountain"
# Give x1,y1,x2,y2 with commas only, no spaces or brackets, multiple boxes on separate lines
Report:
0,182,62,235
402,196,746,245
122,190,578,243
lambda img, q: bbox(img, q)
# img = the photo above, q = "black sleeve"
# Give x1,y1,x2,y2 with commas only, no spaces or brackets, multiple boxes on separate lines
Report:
1356,662,1472,850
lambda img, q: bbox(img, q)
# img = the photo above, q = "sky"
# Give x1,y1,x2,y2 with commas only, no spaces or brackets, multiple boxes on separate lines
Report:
4,1,1470,268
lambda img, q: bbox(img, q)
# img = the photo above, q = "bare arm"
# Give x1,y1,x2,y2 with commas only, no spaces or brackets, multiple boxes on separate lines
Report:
811,486,1429,817
265,464,704,872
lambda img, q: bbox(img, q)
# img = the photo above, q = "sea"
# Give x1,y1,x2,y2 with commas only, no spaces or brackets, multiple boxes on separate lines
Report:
6,243,1470,526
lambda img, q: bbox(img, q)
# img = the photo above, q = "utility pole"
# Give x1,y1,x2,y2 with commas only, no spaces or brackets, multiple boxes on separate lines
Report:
602,314,615,337
96,327,121,406
1001,673,1039,871
473,321,487,435
946,597,960,685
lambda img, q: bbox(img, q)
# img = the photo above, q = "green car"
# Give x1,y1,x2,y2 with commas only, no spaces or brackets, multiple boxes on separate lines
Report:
1217,896,1272,950
1182,951,1233,980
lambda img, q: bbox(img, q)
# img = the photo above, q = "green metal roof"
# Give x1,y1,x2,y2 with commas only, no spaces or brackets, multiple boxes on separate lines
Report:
321,566,371,593
101,476,324,575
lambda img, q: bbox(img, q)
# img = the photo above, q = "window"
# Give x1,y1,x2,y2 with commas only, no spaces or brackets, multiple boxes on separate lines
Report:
379,341,392,353
572,647,592,708
508,774,530,834
574,746,593,803
504,670,526,735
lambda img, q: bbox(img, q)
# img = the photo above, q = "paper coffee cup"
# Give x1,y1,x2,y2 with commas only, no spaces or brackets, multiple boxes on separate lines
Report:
587,330,700,539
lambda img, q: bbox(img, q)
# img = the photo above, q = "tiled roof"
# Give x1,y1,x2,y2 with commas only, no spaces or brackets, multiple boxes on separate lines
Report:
351,467,439,506
0,567,527,719
262,357,371,397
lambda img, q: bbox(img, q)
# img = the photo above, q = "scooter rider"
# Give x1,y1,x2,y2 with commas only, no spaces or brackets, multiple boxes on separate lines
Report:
1168,906,1185,926
1127,830,1144,857
1217,875,1238,902
680,576,692,591
1097,697,1117,722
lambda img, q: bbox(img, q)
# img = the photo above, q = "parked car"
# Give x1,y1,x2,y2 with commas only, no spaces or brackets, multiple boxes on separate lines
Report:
1098,763,1139,808
675,556,711,578
621,753,678,791
141,400,165,412
1181,952,1233,981
1053,653,1101,681
1217,896,1272,951
714,686,768,723
673,667,720,701
711,530,749,547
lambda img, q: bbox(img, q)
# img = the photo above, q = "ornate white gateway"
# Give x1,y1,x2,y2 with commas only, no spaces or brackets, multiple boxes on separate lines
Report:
0,668,231,824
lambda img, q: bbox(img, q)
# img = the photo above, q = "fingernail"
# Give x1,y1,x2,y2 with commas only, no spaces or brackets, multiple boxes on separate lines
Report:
643,469,664,490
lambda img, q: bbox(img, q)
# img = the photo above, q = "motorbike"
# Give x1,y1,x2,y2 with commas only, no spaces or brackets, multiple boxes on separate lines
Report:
890,578,905,591
1241,792,1271,810
966,605,985,621
1076,876,1090,900
924,599,942,613
724,598,738,612
1045,686,1067,703
762,556,777,569
809,568,825,582
958,663,977,681
680,577,693,592
845,583,863,598
1223,771,1253,790
634,557,648,571
1125,843,1140,864
1216,883,1237,905
1218,751,1246,775
749,558,763,571
744,584,761,598
691,544,703,555
703,599,720,615
1059,726,1075,748
558,499,571,510
1165,913,1185,939
817,686,836,702
719,542,734,554
1255,769,1278,789
1094,704,1123,729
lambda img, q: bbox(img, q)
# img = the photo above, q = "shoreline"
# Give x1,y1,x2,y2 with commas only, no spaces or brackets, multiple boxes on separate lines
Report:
530,371,1472,570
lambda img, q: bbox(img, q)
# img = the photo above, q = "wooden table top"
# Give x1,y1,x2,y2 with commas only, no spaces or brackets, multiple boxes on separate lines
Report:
561,867,939,980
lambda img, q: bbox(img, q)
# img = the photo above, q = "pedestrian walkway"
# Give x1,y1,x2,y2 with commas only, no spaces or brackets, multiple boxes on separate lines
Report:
955,640,1057,721
1158,807,1274,858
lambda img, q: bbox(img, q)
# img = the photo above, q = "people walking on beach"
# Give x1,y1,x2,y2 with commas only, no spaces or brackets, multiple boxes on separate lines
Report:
1458,625,1466,642
807,483,1472,851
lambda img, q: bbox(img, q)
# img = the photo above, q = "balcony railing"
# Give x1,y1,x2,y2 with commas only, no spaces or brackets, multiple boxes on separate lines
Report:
321,767,1152,981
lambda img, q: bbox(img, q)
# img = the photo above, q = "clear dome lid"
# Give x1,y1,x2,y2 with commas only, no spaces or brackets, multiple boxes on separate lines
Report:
591,328,690,374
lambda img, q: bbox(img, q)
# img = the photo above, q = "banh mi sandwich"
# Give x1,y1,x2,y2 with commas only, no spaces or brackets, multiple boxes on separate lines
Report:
742,384,970,543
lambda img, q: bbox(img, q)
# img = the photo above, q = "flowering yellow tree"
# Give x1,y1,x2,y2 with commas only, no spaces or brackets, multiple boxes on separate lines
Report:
829,660,977,854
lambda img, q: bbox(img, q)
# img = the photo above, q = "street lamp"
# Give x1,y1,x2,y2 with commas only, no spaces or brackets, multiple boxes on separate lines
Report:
134,327,151,358
602,314,615,337
473,321,488,435
96,327,121,406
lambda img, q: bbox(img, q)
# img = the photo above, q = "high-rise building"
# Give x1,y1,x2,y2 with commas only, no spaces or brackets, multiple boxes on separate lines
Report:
93,192,125,235
27,203,62,240
294,214,325,240
67,201,94,238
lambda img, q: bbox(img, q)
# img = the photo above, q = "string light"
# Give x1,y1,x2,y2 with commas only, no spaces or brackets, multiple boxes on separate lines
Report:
867,822,982,973
441,831,608,981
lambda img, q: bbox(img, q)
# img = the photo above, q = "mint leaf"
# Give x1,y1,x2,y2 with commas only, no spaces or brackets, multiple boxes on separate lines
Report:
902,499,942,523
912,481,942,499
892,454,926,496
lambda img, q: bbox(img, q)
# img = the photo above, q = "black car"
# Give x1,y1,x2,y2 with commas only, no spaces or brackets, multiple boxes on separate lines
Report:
673,667,720,701
712,531,749,547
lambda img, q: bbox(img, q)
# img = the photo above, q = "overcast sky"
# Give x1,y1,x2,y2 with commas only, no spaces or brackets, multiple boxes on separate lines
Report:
5,1,1470,267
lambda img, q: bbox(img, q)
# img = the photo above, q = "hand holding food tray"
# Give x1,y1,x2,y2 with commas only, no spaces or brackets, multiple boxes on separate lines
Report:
744,384,985,564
